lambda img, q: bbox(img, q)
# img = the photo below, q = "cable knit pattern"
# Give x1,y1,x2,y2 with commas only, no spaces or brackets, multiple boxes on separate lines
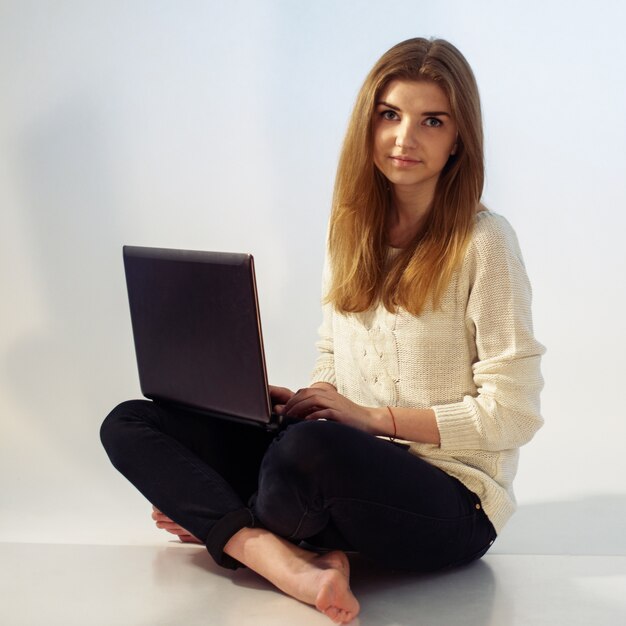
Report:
310,210,545,533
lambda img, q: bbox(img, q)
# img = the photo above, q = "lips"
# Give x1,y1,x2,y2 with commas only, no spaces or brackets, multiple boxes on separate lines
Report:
389,155,422,167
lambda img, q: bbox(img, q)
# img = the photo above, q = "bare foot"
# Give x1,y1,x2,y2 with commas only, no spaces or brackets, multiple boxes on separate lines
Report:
225,529,360,624
151,506,202,544
306,551,360,624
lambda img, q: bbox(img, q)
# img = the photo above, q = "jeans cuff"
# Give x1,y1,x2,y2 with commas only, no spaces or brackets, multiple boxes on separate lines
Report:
205,508,255,570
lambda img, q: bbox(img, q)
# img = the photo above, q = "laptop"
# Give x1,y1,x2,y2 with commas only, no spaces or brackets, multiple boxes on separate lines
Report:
123,245,287,431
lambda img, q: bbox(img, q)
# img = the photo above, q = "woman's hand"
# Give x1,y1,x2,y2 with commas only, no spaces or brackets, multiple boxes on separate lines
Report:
279,384,440,444
280,384,380,434
269,384,295,414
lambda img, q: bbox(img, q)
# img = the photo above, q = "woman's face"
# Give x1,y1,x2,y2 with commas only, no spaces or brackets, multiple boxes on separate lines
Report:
372,79,458,201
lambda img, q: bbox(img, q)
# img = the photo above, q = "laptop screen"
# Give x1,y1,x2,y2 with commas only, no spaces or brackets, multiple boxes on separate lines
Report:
123,246,273,425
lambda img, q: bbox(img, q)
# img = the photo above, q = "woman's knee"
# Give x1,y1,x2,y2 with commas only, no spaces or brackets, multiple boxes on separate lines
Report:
100,399,154,467
260,420,354,478
254,421,367,537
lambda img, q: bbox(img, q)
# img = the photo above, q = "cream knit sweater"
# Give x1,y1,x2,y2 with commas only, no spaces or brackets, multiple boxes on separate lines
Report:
310,210,545,533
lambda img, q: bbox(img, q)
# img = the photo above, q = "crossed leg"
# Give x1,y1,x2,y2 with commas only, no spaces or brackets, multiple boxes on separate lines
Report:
151,507,359,624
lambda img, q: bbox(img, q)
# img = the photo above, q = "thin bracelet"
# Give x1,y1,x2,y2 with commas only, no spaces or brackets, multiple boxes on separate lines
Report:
386,406,397,442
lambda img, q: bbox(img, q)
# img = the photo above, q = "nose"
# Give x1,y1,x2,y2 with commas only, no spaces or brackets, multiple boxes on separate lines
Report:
395,121,417,150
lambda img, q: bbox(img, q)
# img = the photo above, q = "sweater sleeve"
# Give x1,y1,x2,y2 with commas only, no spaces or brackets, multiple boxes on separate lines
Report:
310,252,337,387
433,214,545,452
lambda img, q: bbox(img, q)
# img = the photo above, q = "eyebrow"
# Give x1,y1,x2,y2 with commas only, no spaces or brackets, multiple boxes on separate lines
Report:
376,100,451,117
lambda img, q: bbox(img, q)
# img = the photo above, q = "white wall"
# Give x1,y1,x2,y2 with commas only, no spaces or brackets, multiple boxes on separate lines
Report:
1,0,625,549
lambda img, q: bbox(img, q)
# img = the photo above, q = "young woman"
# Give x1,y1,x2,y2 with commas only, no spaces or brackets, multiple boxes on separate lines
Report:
101,37,544,624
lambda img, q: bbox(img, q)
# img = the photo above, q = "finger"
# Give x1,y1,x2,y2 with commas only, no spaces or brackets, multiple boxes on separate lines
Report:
283,389,331,416
283,388,306,408
283,396,321,417
287,395,336,418
269,385,295,403
304,408,338,421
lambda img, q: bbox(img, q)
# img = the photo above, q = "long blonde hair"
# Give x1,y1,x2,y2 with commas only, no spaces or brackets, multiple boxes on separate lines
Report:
326,38,484,314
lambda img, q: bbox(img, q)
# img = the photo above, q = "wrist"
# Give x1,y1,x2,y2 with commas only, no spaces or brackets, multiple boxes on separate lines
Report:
310,382,336,391
368,406,393,436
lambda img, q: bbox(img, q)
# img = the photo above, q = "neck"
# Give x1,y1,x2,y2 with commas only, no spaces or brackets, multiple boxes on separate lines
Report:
387,185,434,247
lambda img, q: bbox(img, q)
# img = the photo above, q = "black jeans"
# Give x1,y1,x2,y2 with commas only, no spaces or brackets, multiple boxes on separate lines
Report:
100,399,496,571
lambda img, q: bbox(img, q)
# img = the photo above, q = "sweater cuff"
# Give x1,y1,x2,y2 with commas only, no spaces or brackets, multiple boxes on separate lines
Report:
433,399,481,450
310,367,337,388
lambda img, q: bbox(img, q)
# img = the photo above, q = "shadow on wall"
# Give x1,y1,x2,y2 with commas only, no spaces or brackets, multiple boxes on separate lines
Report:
4,95,126,474
492,494,626,555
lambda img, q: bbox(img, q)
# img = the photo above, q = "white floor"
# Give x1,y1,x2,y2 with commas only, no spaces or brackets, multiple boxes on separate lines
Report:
1,542,625,626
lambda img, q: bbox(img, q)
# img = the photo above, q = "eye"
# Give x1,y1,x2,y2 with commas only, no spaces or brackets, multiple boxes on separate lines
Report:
380,109,399,121
424,117,443,128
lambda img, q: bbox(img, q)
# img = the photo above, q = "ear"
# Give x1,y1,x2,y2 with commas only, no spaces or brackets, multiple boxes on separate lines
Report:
451,133,459,156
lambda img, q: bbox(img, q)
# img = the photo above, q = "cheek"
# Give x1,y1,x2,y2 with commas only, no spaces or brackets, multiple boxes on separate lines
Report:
373,124,395,154
372,131,387,166
433,137,457,166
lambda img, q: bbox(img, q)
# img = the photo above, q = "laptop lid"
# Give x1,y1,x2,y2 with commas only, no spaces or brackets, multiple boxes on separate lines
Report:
123,245,275,428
